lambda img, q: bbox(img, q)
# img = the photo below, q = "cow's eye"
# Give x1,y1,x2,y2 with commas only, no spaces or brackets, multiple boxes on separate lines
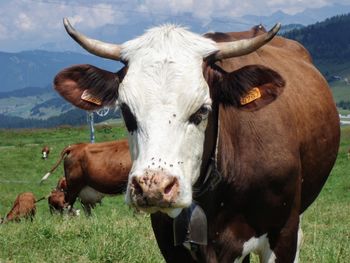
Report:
120,103,138,133
189,104,211,125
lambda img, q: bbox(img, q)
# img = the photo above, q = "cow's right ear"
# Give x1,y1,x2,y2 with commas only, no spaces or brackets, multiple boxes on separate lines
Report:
54,64,120,111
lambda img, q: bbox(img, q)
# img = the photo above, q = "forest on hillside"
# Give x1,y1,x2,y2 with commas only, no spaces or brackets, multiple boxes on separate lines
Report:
283,13,350,64
0,108,121,129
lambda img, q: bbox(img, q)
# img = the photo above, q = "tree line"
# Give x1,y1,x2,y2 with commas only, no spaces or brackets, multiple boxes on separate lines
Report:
0,108,121,129
283,13,350,63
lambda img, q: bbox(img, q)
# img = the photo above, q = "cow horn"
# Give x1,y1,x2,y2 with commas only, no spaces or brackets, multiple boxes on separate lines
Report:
63,18,122,60
209,23,281,61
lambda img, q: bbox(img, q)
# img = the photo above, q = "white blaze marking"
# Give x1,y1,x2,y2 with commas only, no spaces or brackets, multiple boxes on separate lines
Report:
120,25,219,213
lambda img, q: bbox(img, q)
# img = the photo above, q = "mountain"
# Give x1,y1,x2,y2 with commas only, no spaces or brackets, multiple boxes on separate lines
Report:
1,11,350,128
0,50,122,92
283,13,350,80
279,24,305,34
0,108,121,129
239,4,350,27
0,85,72,120
33,4,350,54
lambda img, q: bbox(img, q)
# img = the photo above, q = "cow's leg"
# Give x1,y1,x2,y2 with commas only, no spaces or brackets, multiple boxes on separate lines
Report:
294,216,303,263
151,212,197,263
260,206,300,263
81,202,93,216
65,188,79,215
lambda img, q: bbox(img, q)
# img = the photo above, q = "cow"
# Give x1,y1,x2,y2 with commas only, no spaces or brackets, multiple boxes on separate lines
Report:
48,188,67,214
56,176,67,190
1,192,45,223
46,177,80,216
47,177,68,214
52,18,340,263
41,140,131,215
42,145,50,159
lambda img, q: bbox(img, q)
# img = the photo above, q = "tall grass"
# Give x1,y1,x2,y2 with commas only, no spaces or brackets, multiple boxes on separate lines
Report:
0,124,349,262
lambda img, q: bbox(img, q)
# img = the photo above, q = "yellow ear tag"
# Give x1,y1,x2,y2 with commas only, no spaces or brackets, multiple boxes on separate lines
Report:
81,90,102,106
240,87,261,105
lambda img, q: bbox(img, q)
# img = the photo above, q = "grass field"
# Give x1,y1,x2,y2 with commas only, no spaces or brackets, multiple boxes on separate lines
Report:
0,124,349,262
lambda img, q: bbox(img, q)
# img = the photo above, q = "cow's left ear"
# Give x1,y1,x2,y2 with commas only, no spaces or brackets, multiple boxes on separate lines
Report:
218,65,285,111
54,64,121,111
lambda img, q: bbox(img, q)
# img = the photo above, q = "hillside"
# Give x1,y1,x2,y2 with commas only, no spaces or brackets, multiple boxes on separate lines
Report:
0,50,121,92
1,13,350,128
0,108,121,129
283,13,350,79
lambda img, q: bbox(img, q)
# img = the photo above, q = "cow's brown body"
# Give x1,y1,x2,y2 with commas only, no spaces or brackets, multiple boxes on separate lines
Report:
42,140,131,215
4,192,37,222
147,27,340,263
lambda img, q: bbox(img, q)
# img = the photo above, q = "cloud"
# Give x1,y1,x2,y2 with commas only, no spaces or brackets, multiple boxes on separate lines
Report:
15,13,35,31
0,0,348,51
0,23,8,40
266,0,330,14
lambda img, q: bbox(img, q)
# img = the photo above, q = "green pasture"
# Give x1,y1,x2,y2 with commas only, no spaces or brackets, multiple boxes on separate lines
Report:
0,124,349,262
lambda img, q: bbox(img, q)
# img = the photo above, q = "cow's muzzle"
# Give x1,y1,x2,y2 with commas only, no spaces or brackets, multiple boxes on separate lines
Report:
129,170,179,208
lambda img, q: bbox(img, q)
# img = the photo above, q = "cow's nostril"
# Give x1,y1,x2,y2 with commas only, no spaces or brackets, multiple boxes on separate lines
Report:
164,178,177,195
132,177,143,196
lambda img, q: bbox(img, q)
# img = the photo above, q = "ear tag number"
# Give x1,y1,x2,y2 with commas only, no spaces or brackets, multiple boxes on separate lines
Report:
240,87,261,105
81,90,102,106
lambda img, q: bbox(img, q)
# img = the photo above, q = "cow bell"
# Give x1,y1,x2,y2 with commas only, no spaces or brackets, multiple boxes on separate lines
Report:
173,203,207,248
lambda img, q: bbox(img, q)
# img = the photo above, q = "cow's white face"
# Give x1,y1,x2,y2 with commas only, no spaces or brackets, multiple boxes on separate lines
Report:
56,20,281,217
120,26,218,217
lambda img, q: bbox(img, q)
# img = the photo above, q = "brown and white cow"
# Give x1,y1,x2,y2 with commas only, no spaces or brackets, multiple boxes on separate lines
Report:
47,177,68,214
1,192,44,223
52,19,340,262
42,145,50,159
41,140,131,215
48,188,67,214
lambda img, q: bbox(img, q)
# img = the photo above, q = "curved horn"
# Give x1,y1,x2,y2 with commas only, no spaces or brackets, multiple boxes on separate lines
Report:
63,18,122,60
209,23,281,61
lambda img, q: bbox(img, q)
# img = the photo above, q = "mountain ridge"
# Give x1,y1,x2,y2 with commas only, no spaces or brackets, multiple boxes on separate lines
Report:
1,11,350,128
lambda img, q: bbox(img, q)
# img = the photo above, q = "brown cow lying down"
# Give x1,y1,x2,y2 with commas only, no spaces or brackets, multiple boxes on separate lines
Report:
41,140,131,215
1,192,45,223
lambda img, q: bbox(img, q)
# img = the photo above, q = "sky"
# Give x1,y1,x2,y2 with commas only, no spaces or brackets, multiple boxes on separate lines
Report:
0,0,350,52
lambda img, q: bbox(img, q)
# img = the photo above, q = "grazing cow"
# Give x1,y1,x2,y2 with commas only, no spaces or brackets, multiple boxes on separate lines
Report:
56,176,67,190
48,188,67,214
41,140,131,215
42,145,50,159
1,192,44,223
47,177,68,214
53,19,340,262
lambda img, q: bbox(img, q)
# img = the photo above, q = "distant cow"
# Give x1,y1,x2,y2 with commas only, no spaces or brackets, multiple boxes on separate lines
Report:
1,192,44,223
41,140,131,215
42,146,50,159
